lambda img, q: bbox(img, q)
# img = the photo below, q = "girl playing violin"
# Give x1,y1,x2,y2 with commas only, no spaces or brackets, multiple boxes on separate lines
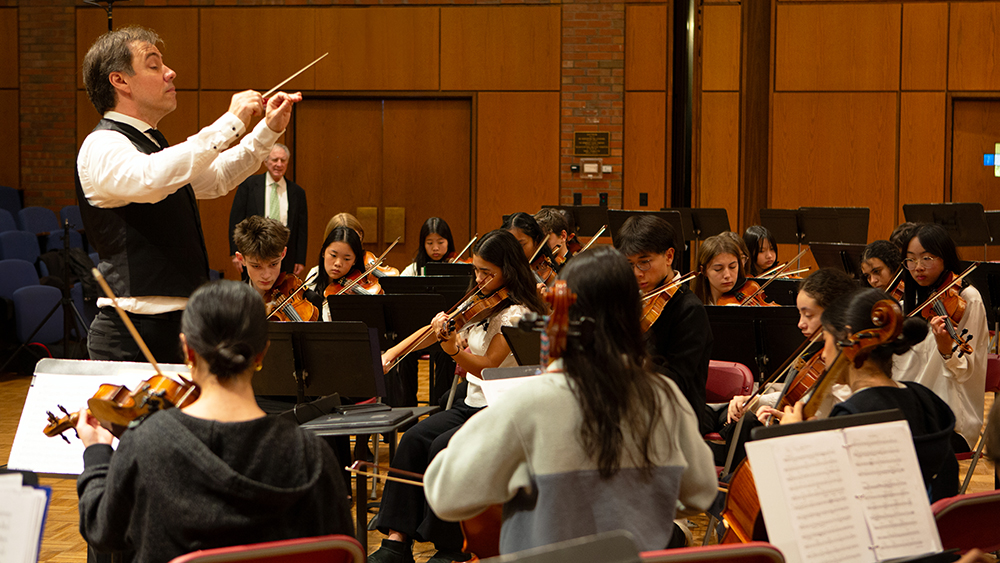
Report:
759,287,959,501
328,212,401,278
423,247,717,553
233,216,319,321
693,235,775,306
502,211,559,286
742,225,777,277
400,217,456,276
895,223,987,451
861,239,903,295
370,229,547,563
310,226,383,320
76,281,353,563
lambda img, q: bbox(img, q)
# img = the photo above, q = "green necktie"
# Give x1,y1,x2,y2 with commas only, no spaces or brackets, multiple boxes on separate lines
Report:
268,182,280,221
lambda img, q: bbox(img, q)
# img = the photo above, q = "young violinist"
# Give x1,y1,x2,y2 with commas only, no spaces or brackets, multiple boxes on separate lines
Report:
322,212,401,278
424,247,717,553
310,226,383,321
533,207,572,263
720,231,751,271
502,211,559,286
693,235,775,306
893,223,987,452
760,287,959,501
370,229,547,563
613,215,715,436
860,239,903,294
400,217,456,276
76,281,353,563
742,225,777,277
232,216,319,321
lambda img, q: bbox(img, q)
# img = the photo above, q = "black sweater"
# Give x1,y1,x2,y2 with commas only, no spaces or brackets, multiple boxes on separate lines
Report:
78,409,354,563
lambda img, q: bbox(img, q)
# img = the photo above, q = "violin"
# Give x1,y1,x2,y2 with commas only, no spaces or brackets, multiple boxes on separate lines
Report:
264,272,319,322
715,279,778,307
909,266,978,358
326,269,382,296
449,235,478,264
640,272,698,332
528,243,558,285
565,233,583,256
365,237,403,278
771,350,825,414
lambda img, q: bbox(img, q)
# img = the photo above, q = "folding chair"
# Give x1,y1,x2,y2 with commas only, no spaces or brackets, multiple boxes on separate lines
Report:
0,208,16,233
167,534,365,563
932,489,1000,553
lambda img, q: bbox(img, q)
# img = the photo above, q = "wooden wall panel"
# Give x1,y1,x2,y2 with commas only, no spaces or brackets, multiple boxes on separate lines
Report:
772,93,896,241
315,8,439,91
949,3,1000,91
0,9,17,89
899,92,945,222
624,92,667,210
441,7,561,91
200,8,316,92
77,91,199,150
699,92,739,229
0,91,17,189
76,8,200,91
775,4,900,92
902,3,947,91
951,100,1000,213
625,5,668,91
477,92,559,231
702,5,741,92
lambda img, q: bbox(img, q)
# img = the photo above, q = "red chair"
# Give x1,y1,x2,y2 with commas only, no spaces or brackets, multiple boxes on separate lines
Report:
931,489,1000,554
704,361,753,442
958,353,1000,493
168,534,364,563
641,541,784,562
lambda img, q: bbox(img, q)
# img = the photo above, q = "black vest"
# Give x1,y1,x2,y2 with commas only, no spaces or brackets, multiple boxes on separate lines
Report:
74,119,210,298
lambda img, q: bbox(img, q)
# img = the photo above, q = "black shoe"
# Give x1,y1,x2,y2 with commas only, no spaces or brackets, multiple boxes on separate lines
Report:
426,550,472,563
367,539,414,563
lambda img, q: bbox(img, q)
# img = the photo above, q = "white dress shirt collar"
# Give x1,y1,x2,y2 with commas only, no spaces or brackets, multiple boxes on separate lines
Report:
104,111,160,146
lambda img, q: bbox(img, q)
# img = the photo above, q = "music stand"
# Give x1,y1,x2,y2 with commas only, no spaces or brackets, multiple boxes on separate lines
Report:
810,242,867,279
481,365,544,380
541,205,609,236
758,209,802,245
380,276,473,308
325,296,391,349
903,203,992,249
501,325,541,366
661,208,696,242
798,207,869,245
960,260,1000,329
748,278,798,306
986,211,1000,247
704,306,802,382
752,408,904,441
688,208,731,240
423,263,474,277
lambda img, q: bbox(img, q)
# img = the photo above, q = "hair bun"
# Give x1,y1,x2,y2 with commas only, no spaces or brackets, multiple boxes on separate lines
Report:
893,317,929,355
209,341,255,378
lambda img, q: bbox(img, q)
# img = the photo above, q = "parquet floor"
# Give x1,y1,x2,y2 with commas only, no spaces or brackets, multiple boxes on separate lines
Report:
1,367,996,563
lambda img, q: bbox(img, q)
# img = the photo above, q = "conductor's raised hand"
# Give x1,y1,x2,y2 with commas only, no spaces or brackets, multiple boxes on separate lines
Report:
76,408,114,448
265,91,303,133
228,90,265,130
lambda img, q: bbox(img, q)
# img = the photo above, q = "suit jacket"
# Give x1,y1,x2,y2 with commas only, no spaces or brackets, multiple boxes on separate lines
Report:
229,174,308,274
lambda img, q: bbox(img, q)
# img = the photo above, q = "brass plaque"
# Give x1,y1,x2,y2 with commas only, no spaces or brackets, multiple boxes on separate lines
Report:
385,207,405,243
573,132,611,157
356,207,378,243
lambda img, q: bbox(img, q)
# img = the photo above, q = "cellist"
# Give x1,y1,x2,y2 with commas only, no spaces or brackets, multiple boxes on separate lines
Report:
232,216,319,321
613,215,715,436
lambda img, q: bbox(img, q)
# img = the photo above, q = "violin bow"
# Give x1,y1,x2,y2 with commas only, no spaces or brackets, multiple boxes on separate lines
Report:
579,225,607,253
527,240,547,264
337,237,400,295
264,270,319,320
885,266,905,294
641,272,698,302
450,235,478,264
764,267,809,279
906,262,979,319
91,268,168,379
262,53,329,100
739,247,809,306
347,460,423,487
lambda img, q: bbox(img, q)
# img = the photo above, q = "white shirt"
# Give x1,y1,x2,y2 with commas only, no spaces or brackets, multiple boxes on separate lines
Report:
263,174,289,225
78,110,282,313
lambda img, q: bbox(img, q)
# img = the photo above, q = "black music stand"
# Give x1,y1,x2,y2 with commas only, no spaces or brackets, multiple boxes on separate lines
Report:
903,203,992,248
380,276,473,308
985,211,1000,247
747,278,798,306
423,263,474,277
541,205,609,236
799,207,870,245
758,209,801,245
752,408,904,441
661,208,696,243
704,306,802,382
810,242,867,279
960,260,1000,330
688,208,731,240
501,325,542,366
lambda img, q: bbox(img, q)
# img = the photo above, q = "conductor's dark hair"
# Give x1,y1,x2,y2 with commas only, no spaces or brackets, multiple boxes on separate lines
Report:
413,217,455,273
181,281,267,380
821,287,928,376
560,246,682,479
614,215,677,258
798,268,858,311
473,230,546,315
315,226,365,295
83,26,163,116
743,225,778,276
861,240,902,275
901,223,964,314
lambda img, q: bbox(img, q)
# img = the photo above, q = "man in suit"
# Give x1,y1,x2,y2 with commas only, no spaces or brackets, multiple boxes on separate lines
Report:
228,143,309,277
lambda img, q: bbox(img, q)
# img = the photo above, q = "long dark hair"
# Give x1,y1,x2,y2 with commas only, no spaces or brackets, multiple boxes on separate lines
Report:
413,217,455,273
901,223,964,314
692,234,746,304
560,246,680,478
502,212,557,265
743,225,777,276
315,226,365,295
473,230,547,315
181,281,268,380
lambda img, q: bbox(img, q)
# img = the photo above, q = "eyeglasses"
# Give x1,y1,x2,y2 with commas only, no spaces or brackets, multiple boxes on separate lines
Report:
631,259,653,272
902,256,940,270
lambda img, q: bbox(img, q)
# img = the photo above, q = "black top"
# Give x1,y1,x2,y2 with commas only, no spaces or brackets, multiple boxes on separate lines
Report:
646,281,715,435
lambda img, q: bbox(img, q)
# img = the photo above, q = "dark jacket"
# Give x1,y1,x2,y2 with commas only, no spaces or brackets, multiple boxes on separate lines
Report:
228,174,308,274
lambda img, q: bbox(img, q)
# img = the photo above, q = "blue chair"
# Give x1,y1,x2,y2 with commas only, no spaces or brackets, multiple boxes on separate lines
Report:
12,285,63,344
0,209,17,233
60,205,84,230
0,231,41,263
0,186,21,224
89,252,99,267
18,206,60,235
45,229,84,252
0,259,40,301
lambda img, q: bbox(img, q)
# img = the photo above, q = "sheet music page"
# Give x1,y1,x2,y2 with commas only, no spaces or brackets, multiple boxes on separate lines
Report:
468,374,542,406
843,421,942,560
0,484,48,563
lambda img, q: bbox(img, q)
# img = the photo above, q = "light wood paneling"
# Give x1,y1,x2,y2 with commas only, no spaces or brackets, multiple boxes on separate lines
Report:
0,90,17,190
441,6,561,91
476,92,559,231
77,90,199,150
0,9,17,89
625,5,668,91
702,5,740,92
899,92,945,222
624,92,667,210
775,4,900,92
952,100,1000,213
200,8,316,92
76,8,199,91
902,3,947,91
315,8,439,91
699,92,739,228
949,3,1000,91
772,93,896,241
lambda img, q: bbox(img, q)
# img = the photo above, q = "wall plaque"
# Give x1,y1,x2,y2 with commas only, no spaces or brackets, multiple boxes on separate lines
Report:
573,132,611,157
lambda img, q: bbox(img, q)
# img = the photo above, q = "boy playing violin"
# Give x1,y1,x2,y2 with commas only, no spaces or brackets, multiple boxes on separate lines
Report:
233,216,318,321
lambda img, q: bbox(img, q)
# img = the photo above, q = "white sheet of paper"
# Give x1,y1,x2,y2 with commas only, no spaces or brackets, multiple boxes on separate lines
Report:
467,374,542,407
0,486,48,563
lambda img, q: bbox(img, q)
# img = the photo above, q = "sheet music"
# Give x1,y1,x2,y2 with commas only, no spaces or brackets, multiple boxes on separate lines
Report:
0,474,49,563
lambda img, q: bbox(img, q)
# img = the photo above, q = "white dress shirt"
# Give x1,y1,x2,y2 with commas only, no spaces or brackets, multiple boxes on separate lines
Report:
263,174,289,225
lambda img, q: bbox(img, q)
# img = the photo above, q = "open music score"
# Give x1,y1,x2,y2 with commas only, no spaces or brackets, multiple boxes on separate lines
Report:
746,420,941,563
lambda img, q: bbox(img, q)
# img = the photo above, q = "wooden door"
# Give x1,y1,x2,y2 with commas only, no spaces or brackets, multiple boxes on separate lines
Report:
951,99,1000,260
295,98,472,273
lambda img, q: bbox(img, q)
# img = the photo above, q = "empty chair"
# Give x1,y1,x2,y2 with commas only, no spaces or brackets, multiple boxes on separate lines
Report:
0,259,41,301
932,489,1000,554
0,185,21,222
705,360,754,403
168,534,365,563
60,205,84,230
18,206,60,235
13,285,63,344
45,229,85,252
0,209,16,233
0,230,41,263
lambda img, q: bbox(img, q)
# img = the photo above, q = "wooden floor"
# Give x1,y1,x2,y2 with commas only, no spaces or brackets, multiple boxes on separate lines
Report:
1,366,996,563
